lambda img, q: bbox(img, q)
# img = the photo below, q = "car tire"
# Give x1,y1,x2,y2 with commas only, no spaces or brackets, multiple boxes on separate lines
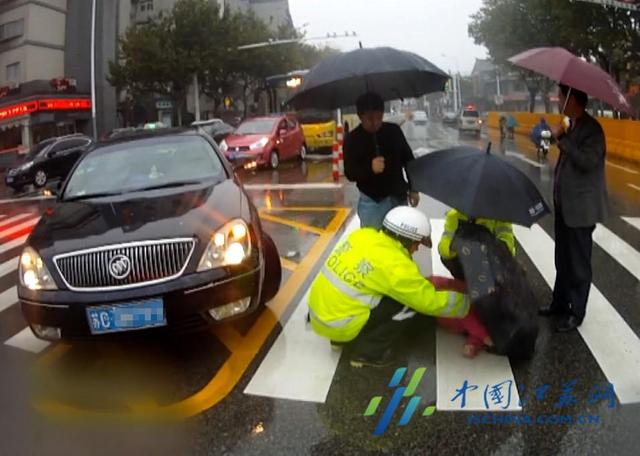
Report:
269,150,279,169
299,144,307,161
261,233,281,304
34,169,47,187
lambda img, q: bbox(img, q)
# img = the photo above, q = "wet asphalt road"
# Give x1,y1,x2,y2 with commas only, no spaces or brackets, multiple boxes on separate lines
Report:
0,120,639,455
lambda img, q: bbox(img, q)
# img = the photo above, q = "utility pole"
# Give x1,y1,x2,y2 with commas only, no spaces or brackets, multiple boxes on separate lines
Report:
193,74,201,122
90,0,97,140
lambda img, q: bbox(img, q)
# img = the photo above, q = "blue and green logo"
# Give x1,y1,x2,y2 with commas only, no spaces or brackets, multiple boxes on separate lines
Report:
363,367,436,436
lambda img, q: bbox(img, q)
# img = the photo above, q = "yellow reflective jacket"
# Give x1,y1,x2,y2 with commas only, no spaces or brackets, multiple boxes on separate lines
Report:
438,209,516,260
308,228,470,342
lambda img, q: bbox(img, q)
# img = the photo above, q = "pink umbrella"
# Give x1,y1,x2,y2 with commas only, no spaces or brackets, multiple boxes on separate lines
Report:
508,47,633,115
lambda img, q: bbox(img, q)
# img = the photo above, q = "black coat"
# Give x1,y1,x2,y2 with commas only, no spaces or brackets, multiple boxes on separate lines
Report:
452,223,538,359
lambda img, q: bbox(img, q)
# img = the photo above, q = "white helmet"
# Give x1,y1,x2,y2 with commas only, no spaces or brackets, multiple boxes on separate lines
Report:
382,206,431,243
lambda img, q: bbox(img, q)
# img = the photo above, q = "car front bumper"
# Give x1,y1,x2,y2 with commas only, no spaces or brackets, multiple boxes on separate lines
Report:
19,261,264,340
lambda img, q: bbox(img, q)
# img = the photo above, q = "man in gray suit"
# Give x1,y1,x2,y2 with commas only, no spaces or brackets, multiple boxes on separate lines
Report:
538,84,607,332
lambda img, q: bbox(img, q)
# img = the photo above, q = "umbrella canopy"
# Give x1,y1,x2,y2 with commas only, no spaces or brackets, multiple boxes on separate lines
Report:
508,47,633,115
287,47,449,110
407,146,550,227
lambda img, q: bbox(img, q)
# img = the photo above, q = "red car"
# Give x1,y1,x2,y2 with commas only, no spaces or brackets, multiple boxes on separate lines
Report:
219,115,306,169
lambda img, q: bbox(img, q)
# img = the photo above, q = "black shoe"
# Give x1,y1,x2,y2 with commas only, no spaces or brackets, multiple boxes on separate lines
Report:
556,315,581,333
538,303,565,316
350,350,394,368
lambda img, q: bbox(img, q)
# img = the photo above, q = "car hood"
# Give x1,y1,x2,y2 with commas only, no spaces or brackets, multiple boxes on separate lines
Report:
224,134,271,147
28,179,250,258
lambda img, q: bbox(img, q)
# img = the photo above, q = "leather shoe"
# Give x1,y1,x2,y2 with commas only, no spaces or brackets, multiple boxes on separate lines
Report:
556,315,581,333
538,303,564,316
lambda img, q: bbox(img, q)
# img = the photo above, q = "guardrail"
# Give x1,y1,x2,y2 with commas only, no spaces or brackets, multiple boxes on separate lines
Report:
487,112,640,164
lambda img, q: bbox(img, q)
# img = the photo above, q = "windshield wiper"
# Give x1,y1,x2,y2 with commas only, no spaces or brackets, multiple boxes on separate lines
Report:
63,191,126,202
128,180,207,193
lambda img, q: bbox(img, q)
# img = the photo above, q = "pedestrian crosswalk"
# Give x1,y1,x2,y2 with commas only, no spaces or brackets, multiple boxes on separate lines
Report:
1,207,640,409
246,210,640,409
0,212,50,354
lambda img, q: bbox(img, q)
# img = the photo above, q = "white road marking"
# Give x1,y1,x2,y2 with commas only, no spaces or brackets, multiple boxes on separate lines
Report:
243,183,343,191
0,195,55,204
431,219,521,411
606,161,639,175
594,224,640,281
0,234,29,255
514,224,640,404
0,286,17,313
0,256,18,277
505,151,544,169
244,216,360,403
622,217,640,232
0,213,33,230
4,327,50,354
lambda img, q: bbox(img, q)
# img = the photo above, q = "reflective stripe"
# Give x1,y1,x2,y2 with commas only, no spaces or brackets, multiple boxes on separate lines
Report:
442,291,460,317
453,295,470,317
392,306,417,321
442,230,455,239
308,307,354,328
321,266,382,309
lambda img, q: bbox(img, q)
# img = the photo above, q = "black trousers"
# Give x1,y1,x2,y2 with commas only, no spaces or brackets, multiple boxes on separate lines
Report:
348,297,417,360
552,210,595,322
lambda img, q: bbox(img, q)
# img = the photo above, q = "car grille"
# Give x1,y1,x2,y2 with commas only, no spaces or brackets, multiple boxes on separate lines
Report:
54,238,196,291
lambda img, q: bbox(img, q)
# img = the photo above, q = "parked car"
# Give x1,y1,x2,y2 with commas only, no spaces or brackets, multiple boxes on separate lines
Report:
412,110,428,126
458,108,483,137
18,129,282,340
191,119,236,145
219,115,306,169
442,111,458,125
5,134,93,192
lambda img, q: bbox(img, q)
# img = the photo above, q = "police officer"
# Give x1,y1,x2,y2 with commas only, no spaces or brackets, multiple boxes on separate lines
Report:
438,208,516,279
308,206,470,368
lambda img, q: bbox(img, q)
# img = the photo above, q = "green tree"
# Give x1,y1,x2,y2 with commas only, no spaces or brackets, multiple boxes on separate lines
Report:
469,0,640,112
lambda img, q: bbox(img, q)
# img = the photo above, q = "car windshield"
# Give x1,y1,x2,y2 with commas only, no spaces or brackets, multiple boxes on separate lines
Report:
63,135,225,199
463,110,479,118
235,118,278,135
297,109,333,124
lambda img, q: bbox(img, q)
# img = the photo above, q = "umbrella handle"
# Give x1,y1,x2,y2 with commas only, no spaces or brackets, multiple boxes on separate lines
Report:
561,87,571,115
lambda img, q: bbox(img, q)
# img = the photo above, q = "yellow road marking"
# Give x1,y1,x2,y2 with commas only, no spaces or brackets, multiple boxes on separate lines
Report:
34,208,352,420
258,212,326,235
280,257,298,271
36,343,71,368
261,206,350,212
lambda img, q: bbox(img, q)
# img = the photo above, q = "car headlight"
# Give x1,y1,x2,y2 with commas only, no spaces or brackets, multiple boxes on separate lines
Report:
19,161,34,171
197,219,252,271
219,140,228,152
249,137,269,150
19,247,57,290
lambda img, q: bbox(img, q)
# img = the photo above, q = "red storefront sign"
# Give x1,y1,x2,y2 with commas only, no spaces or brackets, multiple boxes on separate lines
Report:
0,98,91,121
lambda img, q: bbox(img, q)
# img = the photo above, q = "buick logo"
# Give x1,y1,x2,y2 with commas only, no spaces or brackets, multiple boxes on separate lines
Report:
108,254,131,279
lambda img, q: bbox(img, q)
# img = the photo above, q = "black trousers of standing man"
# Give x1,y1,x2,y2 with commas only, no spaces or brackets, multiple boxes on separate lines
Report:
551,210,596,322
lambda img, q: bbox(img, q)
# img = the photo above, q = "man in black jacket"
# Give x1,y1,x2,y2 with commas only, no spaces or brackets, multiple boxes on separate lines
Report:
344,92,419,229
539,84,608,332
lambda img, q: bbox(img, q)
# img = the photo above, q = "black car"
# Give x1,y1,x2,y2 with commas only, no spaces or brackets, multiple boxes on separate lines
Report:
17,130,281,340
5,134,93,191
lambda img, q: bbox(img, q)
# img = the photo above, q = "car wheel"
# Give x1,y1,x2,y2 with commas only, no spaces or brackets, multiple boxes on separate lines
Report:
269,150,280,169
261,233,281,304
34,169,47,187
299,144,307,161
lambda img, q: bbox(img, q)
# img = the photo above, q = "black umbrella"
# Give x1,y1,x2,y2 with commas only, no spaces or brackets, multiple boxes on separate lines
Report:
407,145,550,227
287,47,449,111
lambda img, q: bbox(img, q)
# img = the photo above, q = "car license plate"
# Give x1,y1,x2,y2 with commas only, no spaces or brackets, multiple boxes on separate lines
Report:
86,298,166,334
6,177,13,183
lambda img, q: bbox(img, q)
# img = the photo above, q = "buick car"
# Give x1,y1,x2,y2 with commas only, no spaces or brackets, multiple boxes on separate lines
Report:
18,130,281,340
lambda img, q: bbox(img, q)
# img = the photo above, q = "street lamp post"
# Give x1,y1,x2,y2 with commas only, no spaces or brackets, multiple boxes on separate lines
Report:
90,0,97,140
